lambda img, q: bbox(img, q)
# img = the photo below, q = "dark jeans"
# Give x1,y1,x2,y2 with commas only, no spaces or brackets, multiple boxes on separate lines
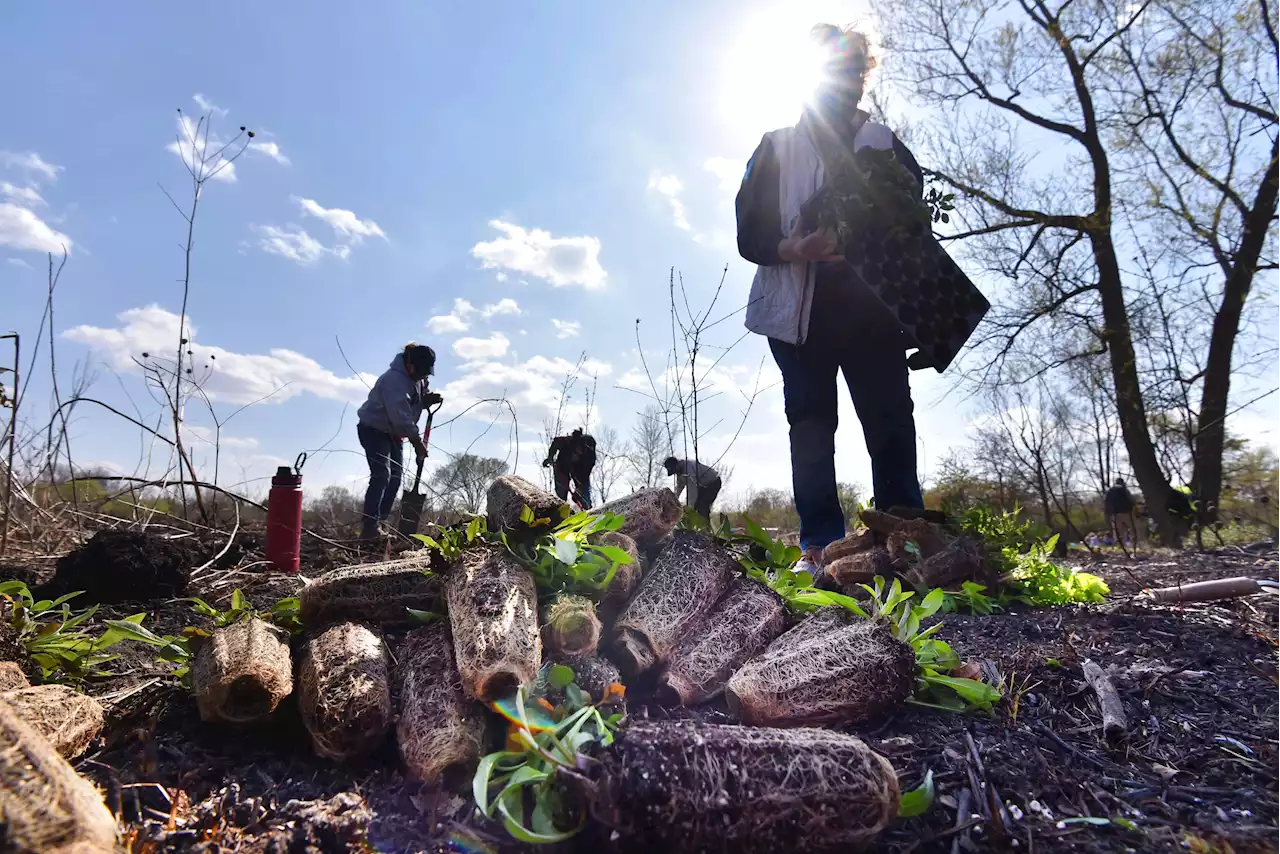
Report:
769,334,923,551
553,465,593,507
694,477,722,520
358,423,404,536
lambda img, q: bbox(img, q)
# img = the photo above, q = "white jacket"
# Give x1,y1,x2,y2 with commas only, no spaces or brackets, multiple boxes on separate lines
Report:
742,112,895,345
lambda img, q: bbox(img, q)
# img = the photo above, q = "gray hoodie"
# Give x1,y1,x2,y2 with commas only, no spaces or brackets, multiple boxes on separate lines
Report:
357,354,424,439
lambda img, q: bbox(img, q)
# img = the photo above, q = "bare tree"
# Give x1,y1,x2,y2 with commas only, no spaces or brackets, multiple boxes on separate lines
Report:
872,0,1277,541
429,453,508,514
626,404,670,490
592,425,629,503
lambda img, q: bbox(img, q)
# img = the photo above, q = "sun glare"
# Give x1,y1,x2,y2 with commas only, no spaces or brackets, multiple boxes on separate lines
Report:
718,2,876,136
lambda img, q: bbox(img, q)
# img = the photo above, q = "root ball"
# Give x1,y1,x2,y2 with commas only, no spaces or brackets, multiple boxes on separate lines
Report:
596,488,683,548
542,595,602,658
0,685,104,759
299,555,441,629
192,617,293,724
486,475,570,535
394,624,486,783
579,719,899,852
659,578,787,705
726,608,914,727
445,546,541,700
0,661,30,691
610,531,736,679
0,697,118,853
297,622,392,761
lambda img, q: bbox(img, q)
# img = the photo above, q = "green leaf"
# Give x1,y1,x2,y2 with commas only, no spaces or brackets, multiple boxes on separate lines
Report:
793,570,814,588
496,787,580,844
564,683,588,710
405,608,440,623
918,588,945,617
473,750,524,817
184,597,219,618
100,619,170,646
923,675,1002,710
548,664,575,689
1059,817,1111,827
0,580,32,599
591,545,634,566
230,589,248,612
794,589,870,618
32,599,53,612
898,769,935,818
520,505,536,524
466,516,483,542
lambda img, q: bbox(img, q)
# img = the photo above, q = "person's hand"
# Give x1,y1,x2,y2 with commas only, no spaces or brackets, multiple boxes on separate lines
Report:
541,458,551,468
423,391,444,407
778,220,844,263
412,438,428,462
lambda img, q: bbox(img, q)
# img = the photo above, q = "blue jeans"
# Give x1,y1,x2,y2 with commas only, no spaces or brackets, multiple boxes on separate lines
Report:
358,423,404,536
769,335,923,551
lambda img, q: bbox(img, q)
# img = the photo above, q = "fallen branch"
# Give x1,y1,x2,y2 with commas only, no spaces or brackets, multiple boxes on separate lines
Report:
1082,659,1127,742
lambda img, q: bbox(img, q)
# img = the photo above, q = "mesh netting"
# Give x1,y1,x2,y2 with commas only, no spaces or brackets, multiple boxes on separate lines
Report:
0,685,104,760
446,546,542,700
659,578,787,705
725,609,914,727
394,623,486,783
191,617,293,724
610,531,736,678
0,696,118,853
0,661,29,691
543,595,602,658
486,475,570,535
826,547,896,589
578,720,899,853
591,531,642,607
821,527,875,564
299,553,441,629
297,622,392,762
596,488,682,548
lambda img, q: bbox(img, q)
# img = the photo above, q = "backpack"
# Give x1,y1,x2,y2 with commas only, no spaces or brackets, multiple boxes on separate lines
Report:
576,434,597,471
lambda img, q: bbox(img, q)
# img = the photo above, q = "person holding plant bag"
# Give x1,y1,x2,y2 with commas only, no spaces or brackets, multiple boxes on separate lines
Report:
735,24,986,577
356,343,442,541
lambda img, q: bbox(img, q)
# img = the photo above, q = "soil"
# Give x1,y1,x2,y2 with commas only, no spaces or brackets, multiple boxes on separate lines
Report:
1,538,1276,853
41,529,199,604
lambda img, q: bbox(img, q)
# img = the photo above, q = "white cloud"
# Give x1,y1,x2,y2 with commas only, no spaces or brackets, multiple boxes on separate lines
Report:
249,141,290,165
704,156,743,192
7,257,32,269
551,319,581,339
427,298,476,334
192,94,228,117
294,197,385,242
0,202,73,253
482,298,521,319
0,151,62,184
63,305,373,405
647,172,693,232
253,224,349,264
495,271,509,283
0,183,43,206
471,220,606,289
453,332,511,361
167,114,239,182
441,354,612,426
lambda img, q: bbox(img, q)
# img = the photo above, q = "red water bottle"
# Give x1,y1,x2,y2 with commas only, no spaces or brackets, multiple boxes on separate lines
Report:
266,453,305,573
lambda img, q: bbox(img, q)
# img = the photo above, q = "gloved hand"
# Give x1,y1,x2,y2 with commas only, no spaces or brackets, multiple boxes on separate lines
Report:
541,458,552,468
412,437,429,462
423,391,444,407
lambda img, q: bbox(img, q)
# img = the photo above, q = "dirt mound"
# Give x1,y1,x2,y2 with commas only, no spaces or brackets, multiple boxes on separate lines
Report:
44,529,194,604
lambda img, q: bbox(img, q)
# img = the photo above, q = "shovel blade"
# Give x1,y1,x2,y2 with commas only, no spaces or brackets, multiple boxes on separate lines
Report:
398,490,427,536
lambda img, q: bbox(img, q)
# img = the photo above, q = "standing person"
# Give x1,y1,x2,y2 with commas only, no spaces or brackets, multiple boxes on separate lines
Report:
1104,478,1137,547
735,24,931,574
543,428,596,507
664,456,721,520
356,343,442,541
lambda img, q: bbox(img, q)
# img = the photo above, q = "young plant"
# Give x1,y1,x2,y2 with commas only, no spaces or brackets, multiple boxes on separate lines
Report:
183,589,303,633
0,581,141,682
504,510,635,599
98,619,198,681
734,517,815,612
475,665,622,844
940,581,1003,616
795,577,1002,713
413,515,490,562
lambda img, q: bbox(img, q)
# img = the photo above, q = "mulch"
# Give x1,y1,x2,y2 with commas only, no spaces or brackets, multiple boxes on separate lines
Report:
5,535,1277,853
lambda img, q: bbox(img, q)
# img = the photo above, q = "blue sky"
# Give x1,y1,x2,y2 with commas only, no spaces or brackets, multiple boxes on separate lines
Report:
2,0,1275,503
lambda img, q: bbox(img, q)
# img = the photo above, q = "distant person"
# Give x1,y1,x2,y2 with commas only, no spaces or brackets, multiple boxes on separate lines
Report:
1104,478,1137,546
735,24,931,575
664,456,721,520
356,343,442,541
543,428,596,507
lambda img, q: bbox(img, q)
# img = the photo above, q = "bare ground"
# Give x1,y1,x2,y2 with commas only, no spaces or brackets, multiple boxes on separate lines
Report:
6,538,1277,853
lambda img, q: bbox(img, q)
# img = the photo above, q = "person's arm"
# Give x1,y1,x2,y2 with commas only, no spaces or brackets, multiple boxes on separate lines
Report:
380,376,419,441
891,133,924,195
543,437,563,467
673,473,687,501
736,134,785,266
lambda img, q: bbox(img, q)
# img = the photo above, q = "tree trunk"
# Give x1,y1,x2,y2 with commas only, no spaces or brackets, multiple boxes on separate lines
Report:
1094,235,1176,542
1191,140,1279,524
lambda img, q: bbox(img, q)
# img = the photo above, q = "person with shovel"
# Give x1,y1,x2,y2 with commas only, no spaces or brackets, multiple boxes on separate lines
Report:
356,343,442,541
543,428,596,508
